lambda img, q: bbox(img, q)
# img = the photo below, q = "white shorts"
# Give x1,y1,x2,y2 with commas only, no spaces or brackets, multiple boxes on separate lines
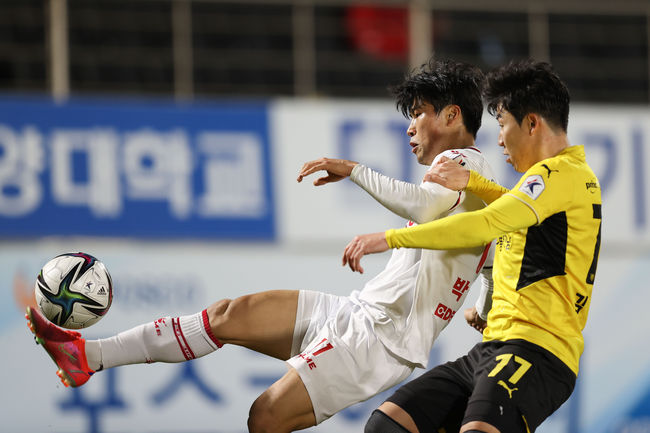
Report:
286,290,414,424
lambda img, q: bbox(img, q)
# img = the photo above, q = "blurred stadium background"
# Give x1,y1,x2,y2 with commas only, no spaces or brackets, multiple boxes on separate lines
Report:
1,0,649,432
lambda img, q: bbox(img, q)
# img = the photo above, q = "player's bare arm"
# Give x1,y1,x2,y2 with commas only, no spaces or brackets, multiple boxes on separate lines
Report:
297,157,358,186
342,232,389,274
423,156,470,191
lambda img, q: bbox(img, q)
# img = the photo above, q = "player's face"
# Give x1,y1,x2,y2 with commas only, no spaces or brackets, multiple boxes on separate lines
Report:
496,108,534,172
406,102,449,166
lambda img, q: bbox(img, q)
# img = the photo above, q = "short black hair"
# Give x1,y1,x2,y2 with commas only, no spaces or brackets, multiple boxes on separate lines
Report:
391,59,484,138
484,59,570,132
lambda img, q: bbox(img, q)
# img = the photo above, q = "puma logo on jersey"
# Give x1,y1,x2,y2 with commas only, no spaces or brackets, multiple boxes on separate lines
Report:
541,164,559,178
585,180,599,193
498,380,518,399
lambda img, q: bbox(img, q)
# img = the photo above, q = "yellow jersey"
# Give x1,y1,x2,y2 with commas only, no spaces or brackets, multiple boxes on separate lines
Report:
386,145,601,374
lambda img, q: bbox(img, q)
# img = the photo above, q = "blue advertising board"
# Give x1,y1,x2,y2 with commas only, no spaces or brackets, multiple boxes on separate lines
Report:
0,97,275,239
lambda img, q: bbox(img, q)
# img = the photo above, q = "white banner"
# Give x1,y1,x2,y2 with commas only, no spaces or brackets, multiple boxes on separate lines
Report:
272,99,650,246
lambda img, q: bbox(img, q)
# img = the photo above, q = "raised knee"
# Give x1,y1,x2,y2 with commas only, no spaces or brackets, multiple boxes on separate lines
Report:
207,298,232,319
208,296,254,322
206,298,236,327
204,298,233,340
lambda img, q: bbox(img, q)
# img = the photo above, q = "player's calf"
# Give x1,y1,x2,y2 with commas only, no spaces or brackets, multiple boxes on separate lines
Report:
93,309,222,369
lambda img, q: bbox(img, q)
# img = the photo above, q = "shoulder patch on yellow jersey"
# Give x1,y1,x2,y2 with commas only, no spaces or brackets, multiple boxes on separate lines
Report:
519,175,545,200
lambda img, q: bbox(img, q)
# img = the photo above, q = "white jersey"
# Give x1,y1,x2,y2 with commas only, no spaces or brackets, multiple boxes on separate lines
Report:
348,147,496,367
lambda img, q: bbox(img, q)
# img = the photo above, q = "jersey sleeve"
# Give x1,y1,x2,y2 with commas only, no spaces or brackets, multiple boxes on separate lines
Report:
350,163,463,224
475,265,494,320
507,160,574,224
466,170,509,204
385,192,538,250
474,241,494,320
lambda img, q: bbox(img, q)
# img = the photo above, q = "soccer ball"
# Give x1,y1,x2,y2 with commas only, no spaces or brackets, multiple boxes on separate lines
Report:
34,252,113,329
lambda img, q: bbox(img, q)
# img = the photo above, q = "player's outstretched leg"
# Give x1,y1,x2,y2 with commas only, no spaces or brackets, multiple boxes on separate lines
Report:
28,290,299,388
92,290,298,370
26,306,95,388
204,290,299,359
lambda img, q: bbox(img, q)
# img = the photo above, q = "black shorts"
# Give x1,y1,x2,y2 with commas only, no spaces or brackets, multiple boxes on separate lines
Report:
386,339,576,433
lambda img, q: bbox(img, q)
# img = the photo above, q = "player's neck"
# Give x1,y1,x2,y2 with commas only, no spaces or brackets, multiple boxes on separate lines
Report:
537,133,570,161
448,128,475,150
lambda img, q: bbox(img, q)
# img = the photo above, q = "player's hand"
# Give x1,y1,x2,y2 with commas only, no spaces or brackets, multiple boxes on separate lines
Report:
342,232,389,274
464,306,487,334
297,157,358,186
423,156,470,191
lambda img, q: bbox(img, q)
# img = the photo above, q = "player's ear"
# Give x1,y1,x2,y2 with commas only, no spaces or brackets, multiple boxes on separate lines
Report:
527,113,539,135
446,105,461,125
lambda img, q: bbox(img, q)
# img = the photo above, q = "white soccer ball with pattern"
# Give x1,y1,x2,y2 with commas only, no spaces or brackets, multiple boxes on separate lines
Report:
34,252,113,329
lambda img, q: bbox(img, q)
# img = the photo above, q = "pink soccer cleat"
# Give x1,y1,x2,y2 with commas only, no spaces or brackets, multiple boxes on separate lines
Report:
26,306,95,387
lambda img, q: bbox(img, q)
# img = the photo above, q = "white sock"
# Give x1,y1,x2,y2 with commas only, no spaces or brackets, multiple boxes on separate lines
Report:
86,309,222,370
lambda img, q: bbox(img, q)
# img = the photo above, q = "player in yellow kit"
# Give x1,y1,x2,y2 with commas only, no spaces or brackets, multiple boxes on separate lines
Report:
355,60,602,433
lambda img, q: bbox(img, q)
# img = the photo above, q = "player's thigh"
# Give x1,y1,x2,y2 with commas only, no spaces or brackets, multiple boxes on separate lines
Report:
248,367,316,432
206,289,299,359
288,309,414,424
464,340,576,432
384,357,475,433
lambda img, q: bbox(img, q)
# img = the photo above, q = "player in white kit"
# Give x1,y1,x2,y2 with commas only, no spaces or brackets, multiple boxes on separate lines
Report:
27,59,496,433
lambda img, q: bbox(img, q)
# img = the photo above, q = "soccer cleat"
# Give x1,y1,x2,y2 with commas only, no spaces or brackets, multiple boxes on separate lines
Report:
26,306,95,388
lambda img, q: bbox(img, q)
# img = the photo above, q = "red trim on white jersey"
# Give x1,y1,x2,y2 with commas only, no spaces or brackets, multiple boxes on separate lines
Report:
466,146,482,153
172,317,196,360
448,191,463,212
202,309,223,348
